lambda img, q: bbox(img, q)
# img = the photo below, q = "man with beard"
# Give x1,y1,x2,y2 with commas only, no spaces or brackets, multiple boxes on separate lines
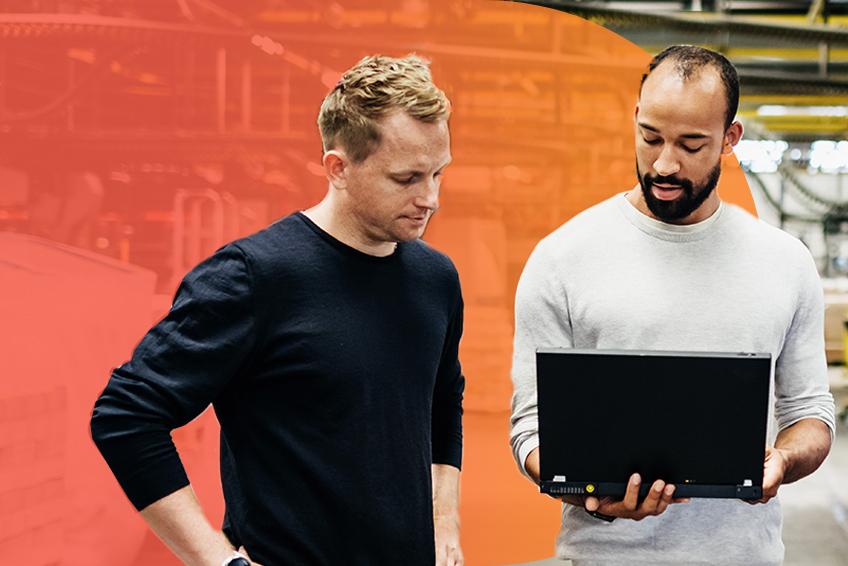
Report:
510,45,834,565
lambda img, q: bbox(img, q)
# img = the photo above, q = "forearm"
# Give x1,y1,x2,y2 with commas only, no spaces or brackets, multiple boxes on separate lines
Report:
774,417,832,484
523,446,541,484
432,463,463,565
139,485,237,566
523,447,584,507
432,463,460,522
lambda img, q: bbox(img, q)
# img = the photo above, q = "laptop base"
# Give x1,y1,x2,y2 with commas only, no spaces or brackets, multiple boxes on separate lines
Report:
540,481,762,501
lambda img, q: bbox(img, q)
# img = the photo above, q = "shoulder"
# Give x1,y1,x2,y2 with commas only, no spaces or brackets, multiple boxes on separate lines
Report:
400,240,463,313
229,213,311,261
720,205,821,302
172,242,254,314
405,238,457,270
177,214,315,302
516,196,622,301
222,213,339,285
722,204,814,263
527,195,622,267
403,238,461,287
549,195,621,238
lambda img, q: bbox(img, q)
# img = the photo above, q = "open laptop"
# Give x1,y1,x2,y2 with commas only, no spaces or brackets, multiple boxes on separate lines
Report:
536,348,771,500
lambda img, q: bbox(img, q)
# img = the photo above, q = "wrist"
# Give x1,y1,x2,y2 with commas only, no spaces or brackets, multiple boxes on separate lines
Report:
434,511,460,528
559,494,586,507
220,551,250,566
774,445,792,465
585,508,616,522
769,444,792,474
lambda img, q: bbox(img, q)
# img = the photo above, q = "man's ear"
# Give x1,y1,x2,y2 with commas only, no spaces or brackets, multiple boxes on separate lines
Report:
722,121,744,155
323,150,348,189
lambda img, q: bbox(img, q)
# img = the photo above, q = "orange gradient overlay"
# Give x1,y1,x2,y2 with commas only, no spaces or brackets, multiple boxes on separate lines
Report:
0,1,756,565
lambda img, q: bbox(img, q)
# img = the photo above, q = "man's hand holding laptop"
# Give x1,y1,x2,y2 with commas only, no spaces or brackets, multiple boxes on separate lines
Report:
524,446,690,521
750,418,833,505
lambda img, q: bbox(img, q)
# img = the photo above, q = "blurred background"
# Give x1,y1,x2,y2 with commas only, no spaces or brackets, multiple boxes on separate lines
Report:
0,0,842,565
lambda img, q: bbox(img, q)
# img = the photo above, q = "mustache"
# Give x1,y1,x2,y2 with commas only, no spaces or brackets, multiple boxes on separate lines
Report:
644,173,691,187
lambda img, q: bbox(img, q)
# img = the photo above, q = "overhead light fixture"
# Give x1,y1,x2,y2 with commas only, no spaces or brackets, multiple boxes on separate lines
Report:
809,140,848,173
251,34,284,56
734,140,788,173
757,105,848,117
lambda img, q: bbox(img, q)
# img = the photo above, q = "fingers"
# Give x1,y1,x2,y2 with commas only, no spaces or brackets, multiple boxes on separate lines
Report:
760,462,783,503
654,483,677,515
620,473,642,510
584,495,600,512
561,493,588,508
596,475,686,520
754,445,786,504
756,485,779,504
632,479,667,518
435,544,464,566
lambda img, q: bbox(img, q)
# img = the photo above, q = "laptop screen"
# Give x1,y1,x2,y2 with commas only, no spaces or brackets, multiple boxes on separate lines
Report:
536,349,771,499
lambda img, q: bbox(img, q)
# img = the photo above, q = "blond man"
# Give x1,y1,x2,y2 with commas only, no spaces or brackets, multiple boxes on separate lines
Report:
92,55,464,566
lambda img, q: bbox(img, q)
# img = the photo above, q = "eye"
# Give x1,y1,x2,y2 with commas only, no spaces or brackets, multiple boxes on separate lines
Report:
682,145,704,154
393,176,415,185
643,138,661,145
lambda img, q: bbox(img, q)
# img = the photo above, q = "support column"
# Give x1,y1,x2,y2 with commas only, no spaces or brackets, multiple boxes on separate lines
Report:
281,60,290,133
241,59,251,132
216,48,226,133
67,56,75,132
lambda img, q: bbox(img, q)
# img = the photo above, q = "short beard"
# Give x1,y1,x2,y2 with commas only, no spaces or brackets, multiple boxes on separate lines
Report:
637,160,722,223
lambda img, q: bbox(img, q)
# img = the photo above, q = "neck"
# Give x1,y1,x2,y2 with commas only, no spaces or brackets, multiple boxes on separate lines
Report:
303,195,397,257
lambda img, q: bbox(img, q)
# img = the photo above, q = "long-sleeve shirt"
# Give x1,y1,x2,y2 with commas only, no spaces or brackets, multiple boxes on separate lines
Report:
91,212,464,566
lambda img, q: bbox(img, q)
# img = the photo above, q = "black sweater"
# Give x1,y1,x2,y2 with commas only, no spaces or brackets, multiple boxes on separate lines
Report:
90,213,464,565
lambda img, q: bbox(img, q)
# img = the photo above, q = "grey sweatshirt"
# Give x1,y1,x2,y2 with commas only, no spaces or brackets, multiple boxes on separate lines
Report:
510,193,835,566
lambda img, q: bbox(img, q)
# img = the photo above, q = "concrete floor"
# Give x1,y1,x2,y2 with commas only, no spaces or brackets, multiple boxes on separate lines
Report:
779,366,848,566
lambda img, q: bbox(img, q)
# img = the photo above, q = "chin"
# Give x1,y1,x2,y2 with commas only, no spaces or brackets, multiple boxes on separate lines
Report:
394,221,429,242
396,230,425,242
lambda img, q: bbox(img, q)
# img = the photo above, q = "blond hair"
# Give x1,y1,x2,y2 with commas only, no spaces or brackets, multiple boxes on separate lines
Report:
318,54,450,163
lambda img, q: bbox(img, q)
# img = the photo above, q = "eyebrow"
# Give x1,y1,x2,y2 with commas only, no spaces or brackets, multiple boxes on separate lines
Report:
638,122,709,140
392,157,452,177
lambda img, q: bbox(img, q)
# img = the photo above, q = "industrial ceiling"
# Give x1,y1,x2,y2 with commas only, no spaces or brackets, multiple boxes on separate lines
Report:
520,0,848,142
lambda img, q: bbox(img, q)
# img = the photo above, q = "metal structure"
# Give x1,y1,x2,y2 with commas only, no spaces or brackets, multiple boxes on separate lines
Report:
3,0,848,283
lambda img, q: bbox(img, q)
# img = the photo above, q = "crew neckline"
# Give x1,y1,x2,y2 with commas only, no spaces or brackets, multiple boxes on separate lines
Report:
618,193,726,242
294,211,402,262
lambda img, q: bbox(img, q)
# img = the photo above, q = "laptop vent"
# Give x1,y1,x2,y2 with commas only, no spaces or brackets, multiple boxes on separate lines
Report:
548,486,585,494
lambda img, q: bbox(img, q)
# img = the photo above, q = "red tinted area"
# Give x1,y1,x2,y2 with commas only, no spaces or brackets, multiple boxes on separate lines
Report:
0,2,756,565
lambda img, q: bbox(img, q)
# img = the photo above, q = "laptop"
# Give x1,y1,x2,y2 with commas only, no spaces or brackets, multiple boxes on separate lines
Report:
536,348,771,500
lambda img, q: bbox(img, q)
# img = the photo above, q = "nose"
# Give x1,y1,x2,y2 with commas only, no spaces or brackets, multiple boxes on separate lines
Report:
415,176,440,210
653,145,681,177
